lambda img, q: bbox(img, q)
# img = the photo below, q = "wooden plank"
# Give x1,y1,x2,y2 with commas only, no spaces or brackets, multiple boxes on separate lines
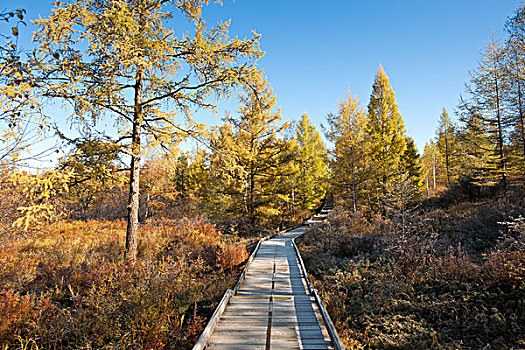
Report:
192,289,232,350
195,209,340,350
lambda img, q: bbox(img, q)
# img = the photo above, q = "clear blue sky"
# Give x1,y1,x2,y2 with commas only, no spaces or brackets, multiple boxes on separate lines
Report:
206,0,519,150
3,0,521,153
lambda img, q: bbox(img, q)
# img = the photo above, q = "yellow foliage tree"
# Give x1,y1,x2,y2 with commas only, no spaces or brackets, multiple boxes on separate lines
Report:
209,74,292,226
0,8,50,168
34,0,263,261
11,170,72,231
366,66,407,212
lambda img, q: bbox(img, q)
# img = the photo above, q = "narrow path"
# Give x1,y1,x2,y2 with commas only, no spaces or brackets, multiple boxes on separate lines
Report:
205,223,334,349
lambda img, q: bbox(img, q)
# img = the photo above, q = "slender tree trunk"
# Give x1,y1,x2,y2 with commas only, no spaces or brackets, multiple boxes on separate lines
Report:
249,169,255,222
432,151,436,191
143,193,150,222
291,185,295,217
351,163,357,212
425,174,430,197
125,69,144,262
279,200,283,230
365,179,372,213
376,184,381,215
445,132,450,186
517,84,525,162
516,83,525,166
243,186,248,213
494,76,506,186
512,49,525,166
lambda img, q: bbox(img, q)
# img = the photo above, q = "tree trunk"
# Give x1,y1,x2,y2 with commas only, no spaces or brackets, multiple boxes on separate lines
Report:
351,163,357,212
125,69,144,262
517,84,525,162
512,49,525,167
376,184,381,215
291,185,295,217
516,81,525,167
445,131,450,186
432,151,436,191
243,186,248,213
250,172,255,214
494,76,506,186
365,179,372,214
143,193,150,223
425,174,430,197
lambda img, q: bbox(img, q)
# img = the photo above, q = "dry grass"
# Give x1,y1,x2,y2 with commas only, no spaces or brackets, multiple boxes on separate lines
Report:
0,218,248,349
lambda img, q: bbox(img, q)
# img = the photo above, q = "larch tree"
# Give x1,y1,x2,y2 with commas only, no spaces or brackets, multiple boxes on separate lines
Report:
505,9,525,170
265,136,297,229
172,149,209,202
435,107,457,185
0,8,52,169
464,39,509,185
400,136,423,198
207,122,248,221
325,92,369,212
456,98,498,183
421,141,438,196
34,0,262,261
384,136,422,228
210,75,291,226
58,135,123,216
294,113,327,211
366,66,407,212
138,147,209,221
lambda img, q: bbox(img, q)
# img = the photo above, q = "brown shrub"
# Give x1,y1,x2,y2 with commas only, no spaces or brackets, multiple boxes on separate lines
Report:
430,243,481,282
217,244,249,269
482,216,525,289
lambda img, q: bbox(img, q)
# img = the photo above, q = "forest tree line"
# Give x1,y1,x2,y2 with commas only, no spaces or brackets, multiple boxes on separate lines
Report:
421,7,525,194
1,0,525,262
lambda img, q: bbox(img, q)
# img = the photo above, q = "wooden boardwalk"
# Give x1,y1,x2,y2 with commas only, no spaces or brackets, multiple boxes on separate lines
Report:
202,215,336,350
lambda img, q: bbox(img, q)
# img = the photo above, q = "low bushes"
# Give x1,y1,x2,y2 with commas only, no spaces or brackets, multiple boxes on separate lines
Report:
298,186,525,349
0,218,247,349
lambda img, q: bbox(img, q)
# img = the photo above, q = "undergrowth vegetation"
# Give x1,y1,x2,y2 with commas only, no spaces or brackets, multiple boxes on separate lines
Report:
0,218,248,349
298,181,525,349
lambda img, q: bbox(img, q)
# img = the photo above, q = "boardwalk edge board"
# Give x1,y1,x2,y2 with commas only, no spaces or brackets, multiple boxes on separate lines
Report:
193,289,233,350
291,238,345,350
